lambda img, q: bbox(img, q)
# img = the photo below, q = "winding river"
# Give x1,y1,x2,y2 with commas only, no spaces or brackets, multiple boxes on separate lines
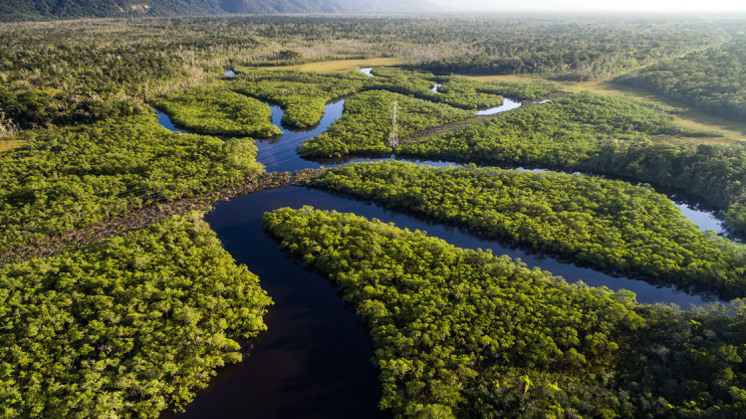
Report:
159,74,733,417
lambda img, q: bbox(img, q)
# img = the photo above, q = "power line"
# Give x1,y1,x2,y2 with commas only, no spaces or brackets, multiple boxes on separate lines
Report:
389,100,399,149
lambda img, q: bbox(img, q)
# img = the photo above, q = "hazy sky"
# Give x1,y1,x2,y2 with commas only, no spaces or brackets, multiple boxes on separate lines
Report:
428,0,746,12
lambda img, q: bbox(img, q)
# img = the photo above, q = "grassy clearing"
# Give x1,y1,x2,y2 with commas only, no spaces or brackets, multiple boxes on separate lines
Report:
0,139,25,153
468,73,746,143
464,74,543,83
239,57,406,74
562,80,746,143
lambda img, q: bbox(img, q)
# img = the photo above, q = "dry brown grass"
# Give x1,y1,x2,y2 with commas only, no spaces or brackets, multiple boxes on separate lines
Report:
0,109,22,152
238,57,407,74
466,73,746,143
0,140,25,153
464,74,542,83
562,80,746,142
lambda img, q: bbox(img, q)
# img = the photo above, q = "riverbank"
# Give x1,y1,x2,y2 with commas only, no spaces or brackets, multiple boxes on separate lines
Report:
0,172,291,265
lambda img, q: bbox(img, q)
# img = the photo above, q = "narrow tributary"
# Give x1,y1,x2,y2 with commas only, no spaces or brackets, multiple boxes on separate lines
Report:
159,74,732,417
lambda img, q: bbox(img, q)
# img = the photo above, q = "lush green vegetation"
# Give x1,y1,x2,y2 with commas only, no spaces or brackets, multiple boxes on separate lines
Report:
3,14,746,417
398,92,746,236
0,212,272,417
0,16,727,101
296,161,746,299
370,67,561,103
367,67,502,109
263,206,746,417
408,18,727,80
469,78,563,101
229,68,556,130
0,0,148,21
399,92,708,166
154,87,281,138
620,37,746,122
0,90,145,130
232,70,366,128
0,0,437,22
298,90,474,158
0,115,263,252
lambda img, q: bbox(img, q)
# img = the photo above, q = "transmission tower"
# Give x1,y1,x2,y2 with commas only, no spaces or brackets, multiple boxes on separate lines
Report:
389,101,399,148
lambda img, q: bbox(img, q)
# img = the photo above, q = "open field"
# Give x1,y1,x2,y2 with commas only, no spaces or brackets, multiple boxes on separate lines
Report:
464,74,545,83
563,80,746,143
467,74,746,143
238,57,407,74
0,139,25,153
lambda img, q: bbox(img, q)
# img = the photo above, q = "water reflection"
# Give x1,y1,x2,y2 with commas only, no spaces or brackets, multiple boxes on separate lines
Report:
475,97,523,115
156,110,188,134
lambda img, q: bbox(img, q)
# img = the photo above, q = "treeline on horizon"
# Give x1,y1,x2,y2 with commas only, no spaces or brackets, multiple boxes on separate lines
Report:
620,36,746,123
2,14,746,418
0,16,733,115
0,0,345,22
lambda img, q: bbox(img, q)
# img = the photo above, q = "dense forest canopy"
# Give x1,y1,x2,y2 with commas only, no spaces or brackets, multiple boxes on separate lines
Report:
0,0,423,22
227,67,559,131
263,206,746,417
620,36,746,122
295,161,746,299
298,90,475,158
0,115,263,252
395,92,746,236
0,16,730,98
154,86,281,137
0,212,272,417
2,13,746,418
0,0,440,22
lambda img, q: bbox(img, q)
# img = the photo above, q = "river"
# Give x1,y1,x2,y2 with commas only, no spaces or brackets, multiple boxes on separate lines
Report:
160,74,732,417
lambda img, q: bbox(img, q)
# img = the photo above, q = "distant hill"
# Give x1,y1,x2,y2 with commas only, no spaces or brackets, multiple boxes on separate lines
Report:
0,0,433,22
217,0,342,14
0,0,217,21
337,0,433,12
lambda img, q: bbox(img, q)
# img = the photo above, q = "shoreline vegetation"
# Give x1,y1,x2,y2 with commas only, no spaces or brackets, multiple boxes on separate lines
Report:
2,14,746,417
294,162,746,300
0,114,267,253
262,206,746,417
153,87,282,138
393,92,746,237
1,172,290,265
1,212,273,417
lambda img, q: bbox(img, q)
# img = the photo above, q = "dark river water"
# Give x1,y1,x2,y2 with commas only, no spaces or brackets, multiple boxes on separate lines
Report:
159,75,734,417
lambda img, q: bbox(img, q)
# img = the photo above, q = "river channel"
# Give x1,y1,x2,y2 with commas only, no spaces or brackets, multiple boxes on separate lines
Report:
159,73,733,417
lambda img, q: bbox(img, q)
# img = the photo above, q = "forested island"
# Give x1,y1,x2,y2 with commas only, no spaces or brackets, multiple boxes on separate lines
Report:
1,11,746,418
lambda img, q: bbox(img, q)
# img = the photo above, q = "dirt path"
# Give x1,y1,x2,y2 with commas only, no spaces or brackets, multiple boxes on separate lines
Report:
402,116,492,145
1,172,291,265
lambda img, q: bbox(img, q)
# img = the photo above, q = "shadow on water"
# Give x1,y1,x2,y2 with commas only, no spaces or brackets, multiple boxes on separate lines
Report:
254,100,346,173
161,72,735,417
171,188,384,418
175,184,723,418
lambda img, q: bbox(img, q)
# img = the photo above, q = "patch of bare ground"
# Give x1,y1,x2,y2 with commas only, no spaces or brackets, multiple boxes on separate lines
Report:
1,172,291,265
401,101,546,146
402,116,491,145
292,168,330,185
